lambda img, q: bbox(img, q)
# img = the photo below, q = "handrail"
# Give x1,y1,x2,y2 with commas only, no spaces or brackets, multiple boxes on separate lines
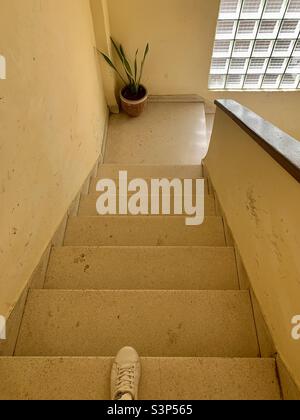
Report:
215,99,300,184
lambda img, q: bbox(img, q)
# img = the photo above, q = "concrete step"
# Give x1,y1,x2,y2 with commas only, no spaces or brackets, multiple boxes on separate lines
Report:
64,216,226,247
0,357,281,400
15,290,259,358
96,164,203,179
45,246,239,290
89,177,208,195
79,192,216,216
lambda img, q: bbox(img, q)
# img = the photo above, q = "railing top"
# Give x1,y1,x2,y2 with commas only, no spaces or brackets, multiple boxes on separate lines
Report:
215,99,300,184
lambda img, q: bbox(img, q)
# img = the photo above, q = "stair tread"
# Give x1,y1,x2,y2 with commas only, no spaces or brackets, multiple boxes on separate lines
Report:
0,357,281,400
96,164,203,179
89,177,208,194
64,216,226,247
45,246,239,290
15,290,259,358
79,191,216,216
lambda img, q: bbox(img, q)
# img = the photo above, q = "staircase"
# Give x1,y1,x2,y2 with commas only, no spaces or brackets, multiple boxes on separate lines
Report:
0,102,282,400
0,162,281,400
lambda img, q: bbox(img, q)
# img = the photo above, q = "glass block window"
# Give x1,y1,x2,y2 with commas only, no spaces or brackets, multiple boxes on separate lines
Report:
209,0,300,89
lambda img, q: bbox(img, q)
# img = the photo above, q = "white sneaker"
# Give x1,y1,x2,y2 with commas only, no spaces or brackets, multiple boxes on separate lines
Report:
111,347,141,401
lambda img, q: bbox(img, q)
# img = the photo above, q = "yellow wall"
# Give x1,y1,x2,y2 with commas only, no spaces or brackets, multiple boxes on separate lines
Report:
206,109,300,388
0,0,107,319
107,0,300,140
90,0,119,112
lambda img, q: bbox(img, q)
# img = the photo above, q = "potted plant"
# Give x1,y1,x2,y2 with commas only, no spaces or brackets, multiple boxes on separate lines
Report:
98,38,149,117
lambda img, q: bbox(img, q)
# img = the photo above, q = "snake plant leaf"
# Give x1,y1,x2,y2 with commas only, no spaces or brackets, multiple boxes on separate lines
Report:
120,45,134,78
138,43,150,85
110,38,124,64
120,45,135,85
143,43,150,60
111,38,134,84
97,50,127,85
110,38,132,84
99,40,150,95
99,52,117,71
134,49,139,82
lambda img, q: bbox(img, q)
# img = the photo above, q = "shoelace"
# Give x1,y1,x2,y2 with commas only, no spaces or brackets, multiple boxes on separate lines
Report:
115,364,135,399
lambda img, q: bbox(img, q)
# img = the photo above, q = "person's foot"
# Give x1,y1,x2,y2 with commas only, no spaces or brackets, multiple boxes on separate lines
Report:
111,347,141,400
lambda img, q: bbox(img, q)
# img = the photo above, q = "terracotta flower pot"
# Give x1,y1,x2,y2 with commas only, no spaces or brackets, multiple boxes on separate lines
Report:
120,85,148,117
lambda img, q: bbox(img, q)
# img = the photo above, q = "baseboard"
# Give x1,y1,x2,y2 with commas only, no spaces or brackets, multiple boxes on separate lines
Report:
0,109,109,357
148,94,204,103
147,95,217,119
100,109,110,164
203,162,300,400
